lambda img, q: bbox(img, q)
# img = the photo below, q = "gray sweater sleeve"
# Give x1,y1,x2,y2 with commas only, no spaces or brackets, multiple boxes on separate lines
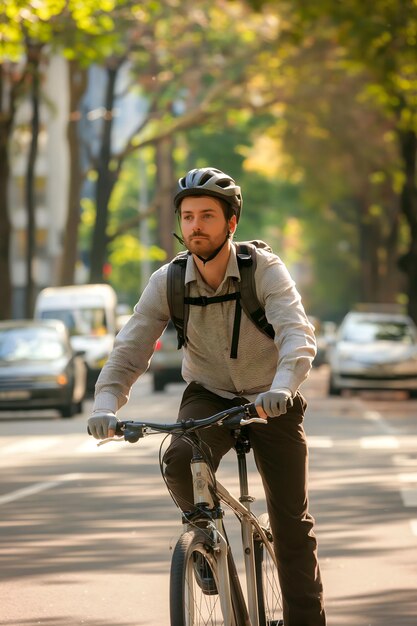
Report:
93,265,170,413
254,249,317,394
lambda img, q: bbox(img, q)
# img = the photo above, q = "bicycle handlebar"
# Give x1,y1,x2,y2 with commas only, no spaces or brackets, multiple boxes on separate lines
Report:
89,402,265,445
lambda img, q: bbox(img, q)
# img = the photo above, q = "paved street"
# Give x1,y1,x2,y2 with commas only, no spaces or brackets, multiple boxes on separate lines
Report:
0,367,417,625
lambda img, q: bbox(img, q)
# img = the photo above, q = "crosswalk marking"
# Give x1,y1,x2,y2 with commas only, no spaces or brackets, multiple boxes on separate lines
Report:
360,436,399,449
393,454,417,467
2,433,417,459
397,472,417,483
0,436,61,456
307,436,333,448
400,488,417,507
1,433,417,539
0,433,167,462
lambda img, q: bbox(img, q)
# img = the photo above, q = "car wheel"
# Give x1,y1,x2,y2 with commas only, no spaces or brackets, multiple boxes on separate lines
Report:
153,373,166,392
328,377,342,396
60,402,76,418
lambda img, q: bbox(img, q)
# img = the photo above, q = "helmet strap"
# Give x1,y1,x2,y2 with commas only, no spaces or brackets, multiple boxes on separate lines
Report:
172,231,185,246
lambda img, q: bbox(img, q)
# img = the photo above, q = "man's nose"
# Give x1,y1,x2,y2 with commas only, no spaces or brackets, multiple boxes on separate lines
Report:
192,217,203,229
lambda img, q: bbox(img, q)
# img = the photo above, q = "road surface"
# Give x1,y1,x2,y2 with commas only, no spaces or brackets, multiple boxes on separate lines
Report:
1,367,416,625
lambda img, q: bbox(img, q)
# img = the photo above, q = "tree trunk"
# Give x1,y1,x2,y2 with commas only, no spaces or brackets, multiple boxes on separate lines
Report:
398,129,417,323
59,61,88,286
155,136,176,260
0,75,12,320
24,44,42,318
356,198,380,303
378,202,404,303
89,64,119,283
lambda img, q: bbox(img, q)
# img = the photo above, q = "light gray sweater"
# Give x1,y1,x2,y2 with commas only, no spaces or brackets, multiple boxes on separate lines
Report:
93,245,316,414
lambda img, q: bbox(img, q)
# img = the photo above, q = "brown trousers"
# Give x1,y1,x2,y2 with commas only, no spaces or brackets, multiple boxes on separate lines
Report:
164,382,326,626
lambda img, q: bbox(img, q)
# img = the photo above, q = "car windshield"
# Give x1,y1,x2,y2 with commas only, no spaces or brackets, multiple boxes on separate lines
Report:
0,327,66,362
341,320,415,344
40,308,108,337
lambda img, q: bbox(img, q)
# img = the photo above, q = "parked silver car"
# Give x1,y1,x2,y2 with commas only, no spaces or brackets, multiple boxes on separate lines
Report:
149,321,184,392
328,311,417,397
0,319,87,417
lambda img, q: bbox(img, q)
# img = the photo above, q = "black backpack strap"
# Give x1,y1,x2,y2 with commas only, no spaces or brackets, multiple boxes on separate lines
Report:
167,252,190,349
235,242,275,341
167,242,275,355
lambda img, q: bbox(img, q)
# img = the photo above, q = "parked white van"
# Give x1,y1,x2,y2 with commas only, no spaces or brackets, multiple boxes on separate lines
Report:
34,284,117,391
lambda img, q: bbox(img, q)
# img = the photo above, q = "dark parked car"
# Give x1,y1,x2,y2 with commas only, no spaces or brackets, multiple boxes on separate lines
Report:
149,321,184,392
0,319,86,417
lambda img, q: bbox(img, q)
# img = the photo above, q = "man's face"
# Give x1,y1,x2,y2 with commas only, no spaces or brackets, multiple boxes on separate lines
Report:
179,196,236,257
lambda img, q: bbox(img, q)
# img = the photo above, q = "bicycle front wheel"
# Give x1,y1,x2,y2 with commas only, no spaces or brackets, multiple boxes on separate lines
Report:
170,528,246,626
254,513,284,626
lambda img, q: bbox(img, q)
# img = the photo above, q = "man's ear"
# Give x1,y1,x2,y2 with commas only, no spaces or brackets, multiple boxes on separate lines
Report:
228,214,237,235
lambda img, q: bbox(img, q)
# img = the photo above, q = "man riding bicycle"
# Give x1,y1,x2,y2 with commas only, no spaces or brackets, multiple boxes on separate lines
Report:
88,166,326,626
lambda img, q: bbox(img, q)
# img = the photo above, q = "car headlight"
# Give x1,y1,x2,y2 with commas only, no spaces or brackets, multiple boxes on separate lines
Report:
38,374,69,385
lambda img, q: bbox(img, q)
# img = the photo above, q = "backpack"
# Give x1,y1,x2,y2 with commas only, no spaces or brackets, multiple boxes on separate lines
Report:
167,240,275,359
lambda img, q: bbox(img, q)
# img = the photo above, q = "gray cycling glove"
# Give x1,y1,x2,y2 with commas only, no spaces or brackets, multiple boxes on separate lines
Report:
88,411,118,439
255,388,293,417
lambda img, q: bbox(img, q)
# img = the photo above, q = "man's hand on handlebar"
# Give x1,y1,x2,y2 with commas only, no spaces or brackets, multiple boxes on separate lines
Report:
255,388,293,418
88,411,119,439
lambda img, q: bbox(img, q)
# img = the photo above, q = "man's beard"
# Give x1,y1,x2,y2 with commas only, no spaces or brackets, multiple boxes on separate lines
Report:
185,229,228,258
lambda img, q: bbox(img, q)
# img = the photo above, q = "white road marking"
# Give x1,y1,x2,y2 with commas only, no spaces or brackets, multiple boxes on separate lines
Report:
360,436,399,449
410,520,417,536
363,410,382,421
363,410,399,435
308,436,333,448
0,437,61,456
0,473,83,506
398,473,417,483
393,454,417,467
400,488,417,507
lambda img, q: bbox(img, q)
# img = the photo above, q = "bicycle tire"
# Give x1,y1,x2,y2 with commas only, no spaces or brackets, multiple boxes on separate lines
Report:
170,528,247,626
254,513,284,626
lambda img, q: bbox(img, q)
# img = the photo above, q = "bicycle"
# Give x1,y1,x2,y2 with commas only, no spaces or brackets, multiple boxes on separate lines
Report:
93,402,284,626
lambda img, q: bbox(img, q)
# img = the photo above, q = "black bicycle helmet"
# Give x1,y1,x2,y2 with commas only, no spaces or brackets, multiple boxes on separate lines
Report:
174,167,242,222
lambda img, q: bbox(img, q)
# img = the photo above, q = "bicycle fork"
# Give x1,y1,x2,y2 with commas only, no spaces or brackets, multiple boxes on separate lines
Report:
236,442,260,626
190,457,235,624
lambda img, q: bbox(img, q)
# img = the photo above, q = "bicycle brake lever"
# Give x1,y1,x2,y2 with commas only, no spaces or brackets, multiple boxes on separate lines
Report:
96,437,125,447
240,417,268,426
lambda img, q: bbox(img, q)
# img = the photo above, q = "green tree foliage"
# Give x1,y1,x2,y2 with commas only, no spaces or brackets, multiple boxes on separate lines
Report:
85,0,283,283
290,0,417,321
245,0,417,320
0,0,120,317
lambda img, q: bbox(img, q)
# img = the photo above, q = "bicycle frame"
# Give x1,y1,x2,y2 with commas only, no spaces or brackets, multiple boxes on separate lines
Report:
189,434,277,626
94,402,280,626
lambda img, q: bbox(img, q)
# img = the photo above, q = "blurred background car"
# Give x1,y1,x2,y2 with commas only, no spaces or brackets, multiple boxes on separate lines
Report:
309,316,336,367
34,284,117,392
148,321,184,392
0,319,87,418
328,310,417,397
115,303,133,335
